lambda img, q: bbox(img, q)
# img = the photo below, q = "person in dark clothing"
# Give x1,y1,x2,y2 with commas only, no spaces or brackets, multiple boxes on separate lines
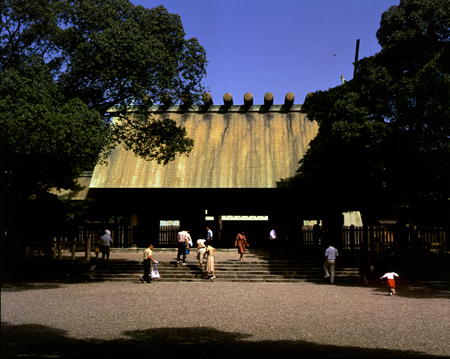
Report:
356,250,372,285
140,244,154,283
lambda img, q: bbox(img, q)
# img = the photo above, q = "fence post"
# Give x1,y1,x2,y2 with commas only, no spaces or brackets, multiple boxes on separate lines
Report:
350,225,355,251
445,225,449,252
409,225,419,252
299,225,304,249
52,238,58,259
71,242,76,260
85,235,91,260
362,225,369,252
313,223,322,247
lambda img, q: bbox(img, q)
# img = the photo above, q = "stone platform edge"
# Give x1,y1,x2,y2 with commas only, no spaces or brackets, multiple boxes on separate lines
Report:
111,248,239,253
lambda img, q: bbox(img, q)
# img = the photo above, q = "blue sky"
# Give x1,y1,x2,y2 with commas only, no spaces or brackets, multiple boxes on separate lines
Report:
131,0,400,106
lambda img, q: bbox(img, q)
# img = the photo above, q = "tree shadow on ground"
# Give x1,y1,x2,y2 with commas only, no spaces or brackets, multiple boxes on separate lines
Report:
1,257,99,285
1,257,106,291
1,322,444,359
0,282,65,293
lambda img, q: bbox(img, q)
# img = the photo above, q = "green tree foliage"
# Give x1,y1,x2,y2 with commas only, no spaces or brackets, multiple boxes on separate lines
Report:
0,0,207,271
1,0,207,200
279,0,450,225
0,55,110,197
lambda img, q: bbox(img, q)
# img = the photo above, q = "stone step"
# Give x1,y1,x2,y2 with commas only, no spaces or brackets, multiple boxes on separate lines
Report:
92,275,360,283
95,260,356,268
93,272,358,279
103,260,328,265
94,264,359,272
92,259,360,283
94,265,358,274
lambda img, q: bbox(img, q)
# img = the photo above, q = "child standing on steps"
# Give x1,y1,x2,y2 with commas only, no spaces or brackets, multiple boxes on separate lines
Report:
380,269,399,295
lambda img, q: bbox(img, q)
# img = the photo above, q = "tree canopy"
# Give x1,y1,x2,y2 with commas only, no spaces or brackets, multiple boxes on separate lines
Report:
279,0,450,225
0,0,207,201
0,54,109,198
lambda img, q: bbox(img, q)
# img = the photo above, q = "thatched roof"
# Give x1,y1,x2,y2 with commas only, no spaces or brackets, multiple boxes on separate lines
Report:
50,172,92,200
90,105,318,189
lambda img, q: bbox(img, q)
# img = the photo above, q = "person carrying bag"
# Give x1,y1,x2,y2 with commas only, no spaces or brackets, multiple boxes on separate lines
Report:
151,263,160,279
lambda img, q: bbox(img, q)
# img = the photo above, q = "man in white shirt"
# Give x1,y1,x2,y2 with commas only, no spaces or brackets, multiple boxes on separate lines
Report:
269,226,280,260
177,229,191,265
98,229,113,267
324,245,339,283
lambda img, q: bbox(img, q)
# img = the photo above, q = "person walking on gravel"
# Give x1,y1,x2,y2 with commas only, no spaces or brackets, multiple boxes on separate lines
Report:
380,269,399,295
98,229,113,267
324,244,339,284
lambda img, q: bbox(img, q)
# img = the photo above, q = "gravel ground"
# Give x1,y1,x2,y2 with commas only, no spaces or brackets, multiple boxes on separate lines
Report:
2,276,450,358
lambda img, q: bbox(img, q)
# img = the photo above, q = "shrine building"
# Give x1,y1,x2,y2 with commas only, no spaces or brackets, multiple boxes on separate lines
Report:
72,92,320,247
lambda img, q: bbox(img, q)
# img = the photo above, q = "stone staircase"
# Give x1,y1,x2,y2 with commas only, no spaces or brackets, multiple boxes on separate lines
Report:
92,251,360,283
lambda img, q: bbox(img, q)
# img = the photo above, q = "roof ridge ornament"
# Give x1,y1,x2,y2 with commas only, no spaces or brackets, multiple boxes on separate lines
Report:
264,92,274,109
243,92,253,107
202,92,213,107
223,92,233,107
284,92,295,108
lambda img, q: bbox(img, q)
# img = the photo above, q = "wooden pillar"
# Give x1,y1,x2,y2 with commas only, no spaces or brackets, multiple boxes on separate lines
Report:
350,225,355,251
52,238,58,259
362,225,369,252
114,214,119,248
218,215,223,245
85,235,91,260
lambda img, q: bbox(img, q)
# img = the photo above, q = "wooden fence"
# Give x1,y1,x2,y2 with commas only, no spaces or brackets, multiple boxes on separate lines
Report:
54,224,180,248
159,225,180,247
53,223,134,248
48,223,447,253
302,225,447,252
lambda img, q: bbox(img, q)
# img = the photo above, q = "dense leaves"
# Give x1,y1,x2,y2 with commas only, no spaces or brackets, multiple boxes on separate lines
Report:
0,55,110,197
0,0,207,267
279,0,450,225
114,113,194,165
55,1,207,114
0,0,207,200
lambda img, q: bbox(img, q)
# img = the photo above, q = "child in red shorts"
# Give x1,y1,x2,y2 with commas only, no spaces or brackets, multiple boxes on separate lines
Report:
380,269,399,296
